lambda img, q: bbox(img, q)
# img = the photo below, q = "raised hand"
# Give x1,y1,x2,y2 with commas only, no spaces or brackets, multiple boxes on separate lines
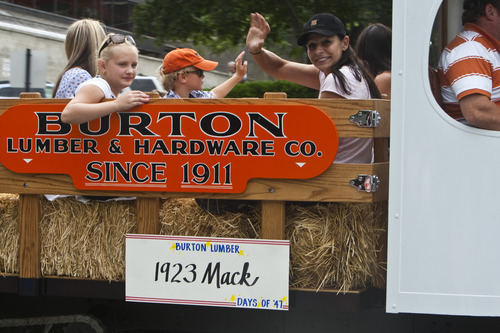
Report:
234,51,248,78
246,12,271,55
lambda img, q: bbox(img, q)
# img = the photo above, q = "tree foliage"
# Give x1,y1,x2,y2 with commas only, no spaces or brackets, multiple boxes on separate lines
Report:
131,0,392,55
222,80,318,98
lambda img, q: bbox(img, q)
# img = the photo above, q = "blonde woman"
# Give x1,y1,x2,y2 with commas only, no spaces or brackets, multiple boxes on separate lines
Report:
53,18,107,98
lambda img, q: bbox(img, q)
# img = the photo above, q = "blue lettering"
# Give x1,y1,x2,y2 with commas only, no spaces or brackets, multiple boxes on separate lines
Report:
210,244,240,253
236,298,258,307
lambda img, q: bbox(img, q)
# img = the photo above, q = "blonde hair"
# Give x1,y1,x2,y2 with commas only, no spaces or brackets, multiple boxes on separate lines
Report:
53,18,106,97
158,65,196,91
98,33,139,63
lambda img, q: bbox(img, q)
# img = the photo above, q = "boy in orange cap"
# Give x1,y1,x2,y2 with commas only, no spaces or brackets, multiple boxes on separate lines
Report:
159,48,247,98
159,48,253,215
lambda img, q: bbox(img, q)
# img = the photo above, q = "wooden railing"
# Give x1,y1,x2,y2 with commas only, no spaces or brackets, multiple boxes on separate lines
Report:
0,94,390,289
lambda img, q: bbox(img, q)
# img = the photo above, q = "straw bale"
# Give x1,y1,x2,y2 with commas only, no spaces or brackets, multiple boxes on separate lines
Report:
159,198,260,239
286,202,386,292
159,199,385,292
0,193,19,274
40,197,136,281
1,193,385,291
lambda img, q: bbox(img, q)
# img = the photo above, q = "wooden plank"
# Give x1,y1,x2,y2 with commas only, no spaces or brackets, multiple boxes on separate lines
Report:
145,91,160,99
260,92,287,240
263,92,287,99
243,162,389,203
18,194,41,279
374,138,389,163
136,197,160,234
149,98,390,138
261,201,285,240
0,162,389,203
19,92,41,99
0,98,390,138
0,98,68,109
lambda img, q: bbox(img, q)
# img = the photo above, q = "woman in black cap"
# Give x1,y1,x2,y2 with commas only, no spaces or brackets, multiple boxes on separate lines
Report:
246,12,380,163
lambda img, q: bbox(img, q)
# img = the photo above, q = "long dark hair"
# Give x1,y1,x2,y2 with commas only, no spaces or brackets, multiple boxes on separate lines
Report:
331,37,381,99
355,23,392,78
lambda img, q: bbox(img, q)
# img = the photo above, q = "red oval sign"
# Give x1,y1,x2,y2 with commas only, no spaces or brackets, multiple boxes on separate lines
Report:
0,103,338,193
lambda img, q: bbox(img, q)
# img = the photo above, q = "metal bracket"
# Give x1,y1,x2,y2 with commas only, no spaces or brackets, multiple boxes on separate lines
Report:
349,110,381,128
349,175,380,193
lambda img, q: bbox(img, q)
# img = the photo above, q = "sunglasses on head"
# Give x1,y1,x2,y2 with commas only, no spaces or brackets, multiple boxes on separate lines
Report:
184,69,204,77
98,34,136,56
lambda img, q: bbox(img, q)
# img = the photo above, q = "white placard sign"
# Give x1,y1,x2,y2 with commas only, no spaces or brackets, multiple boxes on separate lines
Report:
126,234,290,310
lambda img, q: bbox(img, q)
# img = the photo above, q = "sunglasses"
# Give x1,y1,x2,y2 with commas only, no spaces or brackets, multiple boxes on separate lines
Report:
98,34,136,56
184,69,204,77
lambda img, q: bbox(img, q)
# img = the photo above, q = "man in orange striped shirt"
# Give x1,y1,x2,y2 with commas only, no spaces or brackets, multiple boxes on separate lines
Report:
438,0,500,129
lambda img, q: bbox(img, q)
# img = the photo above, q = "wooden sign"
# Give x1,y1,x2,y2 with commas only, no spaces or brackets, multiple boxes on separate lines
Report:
0,103,338,193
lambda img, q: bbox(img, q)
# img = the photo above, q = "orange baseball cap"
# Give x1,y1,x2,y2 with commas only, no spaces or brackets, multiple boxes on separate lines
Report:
162,48,218,74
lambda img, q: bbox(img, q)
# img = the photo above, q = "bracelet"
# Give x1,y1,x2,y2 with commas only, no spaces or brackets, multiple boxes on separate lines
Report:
249,49,262,55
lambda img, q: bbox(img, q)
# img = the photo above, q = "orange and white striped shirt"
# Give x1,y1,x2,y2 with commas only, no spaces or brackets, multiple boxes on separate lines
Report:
438,23,500,119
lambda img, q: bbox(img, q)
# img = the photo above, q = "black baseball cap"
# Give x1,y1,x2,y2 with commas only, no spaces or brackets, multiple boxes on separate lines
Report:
297,13,347,46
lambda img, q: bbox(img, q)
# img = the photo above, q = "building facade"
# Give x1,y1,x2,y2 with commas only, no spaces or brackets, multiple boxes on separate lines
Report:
3,0,139,32
0,1,241,95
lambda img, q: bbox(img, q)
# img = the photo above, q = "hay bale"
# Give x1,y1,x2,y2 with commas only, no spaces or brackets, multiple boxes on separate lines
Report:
0,193,19,274
39,197,260,281
159,199,385,292
286,202,386,292
40,197,136,281
0,193,386,291
159,198,260,239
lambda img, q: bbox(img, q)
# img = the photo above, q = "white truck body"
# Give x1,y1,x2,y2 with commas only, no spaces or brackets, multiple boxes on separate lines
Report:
387,0,500,316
